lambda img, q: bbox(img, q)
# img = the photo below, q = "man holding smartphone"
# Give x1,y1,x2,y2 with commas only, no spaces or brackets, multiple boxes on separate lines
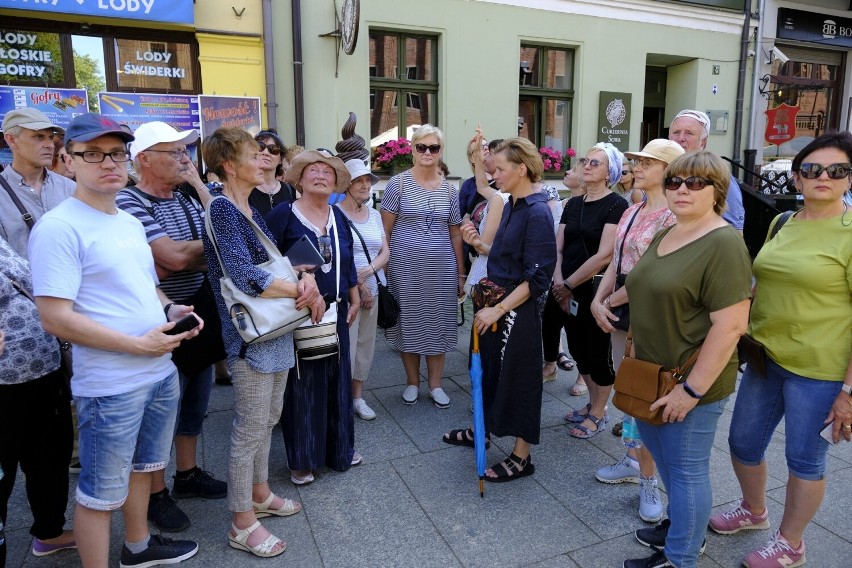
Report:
29,113,202,568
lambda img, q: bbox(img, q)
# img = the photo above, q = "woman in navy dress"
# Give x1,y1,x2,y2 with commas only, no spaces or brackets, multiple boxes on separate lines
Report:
444,137,556,481
266,150,361,485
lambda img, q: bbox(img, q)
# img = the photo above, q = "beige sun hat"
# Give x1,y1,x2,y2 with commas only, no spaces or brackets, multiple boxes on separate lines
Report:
624,139,685,165
284,149,351,193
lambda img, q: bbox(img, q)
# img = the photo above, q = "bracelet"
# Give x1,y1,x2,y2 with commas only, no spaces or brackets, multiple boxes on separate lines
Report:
163,303,174,317
603,296,611,307
563,279,574,291
496,302,508,314
682,382,704,399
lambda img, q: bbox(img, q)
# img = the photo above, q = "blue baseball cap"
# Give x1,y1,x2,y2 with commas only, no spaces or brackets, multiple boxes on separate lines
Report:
65,113,134,144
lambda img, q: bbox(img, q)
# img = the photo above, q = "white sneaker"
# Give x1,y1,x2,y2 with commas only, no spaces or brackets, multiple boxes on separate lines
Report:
402,385,419,405
353,398,376,420
639,475,664,523
595,453,640,484
430,387,450,408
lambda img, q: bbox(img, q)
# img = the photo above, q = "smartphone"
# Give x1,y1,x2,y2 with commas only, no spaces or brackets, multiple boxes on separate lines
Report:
569,299,579,316
820,421,840,445
165,314,200,336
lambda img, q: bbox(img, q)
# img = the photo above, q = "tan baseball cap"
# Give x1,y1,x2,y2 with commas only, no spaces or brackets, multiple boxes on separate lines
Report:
1,107,63,134
624,139,685,165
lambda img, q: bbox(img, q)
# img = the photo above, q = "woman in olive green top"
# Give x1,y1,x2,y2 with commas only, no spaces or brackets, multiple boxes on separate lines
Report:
709,132,852,568
623,151,752,568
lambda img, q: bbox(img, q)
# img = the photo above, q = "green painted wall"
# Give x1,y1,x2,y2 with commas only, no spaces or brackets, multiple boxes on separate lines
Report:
272,0,744,174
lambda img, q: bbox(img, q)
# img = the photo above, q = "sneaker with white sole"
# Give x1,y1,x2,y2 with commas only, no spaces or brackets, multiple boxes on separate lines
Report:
429,387,450,409
636,520,706,555
639,476,663,523
743,530,805,568
708,500,770,535
353,398,376,420
119,534,198,568
402,385,419,405
596,454,641,484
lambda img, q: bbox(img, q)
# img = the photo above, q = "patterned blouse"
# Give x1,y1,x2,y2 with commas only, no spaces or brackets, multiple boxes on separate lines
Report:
613,202,676,273
202,192,295,373
0,237,60,384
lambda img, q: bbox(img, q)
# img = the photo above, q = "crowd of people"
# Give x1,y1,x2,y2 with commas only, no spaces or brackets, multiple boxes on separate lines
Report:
0,104,849,568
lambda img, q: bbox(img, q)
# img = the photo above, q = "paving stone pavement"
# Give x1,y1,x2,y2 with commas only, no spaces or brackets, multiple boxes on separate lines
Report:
5,304,852,567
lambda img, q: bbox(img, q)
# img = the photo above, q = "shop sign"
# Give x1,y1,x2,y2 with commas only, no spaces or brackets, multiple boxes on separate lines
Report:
199,95,263,139
97,92,199,133
115,39,194,91
0,86,88,129
777,8,852,49
597,92,631,152
0,0,193,26
764,103,800,145
0,30,63,83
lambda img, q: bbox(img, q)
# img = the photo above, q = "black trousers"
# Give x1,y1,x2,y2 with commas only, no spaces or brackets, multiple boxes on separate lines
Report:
541,290,566,362
0,370,73,550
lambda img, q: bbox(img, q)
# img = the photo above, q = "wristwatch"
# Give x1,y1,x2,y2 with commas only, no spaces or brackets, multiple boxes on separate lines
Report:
682,382,704,399
842,384,852,396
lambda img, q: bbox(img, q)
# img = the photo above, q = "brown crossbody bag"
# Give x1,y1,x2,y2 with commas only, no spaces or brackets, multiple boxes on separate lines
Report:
612,331,701,426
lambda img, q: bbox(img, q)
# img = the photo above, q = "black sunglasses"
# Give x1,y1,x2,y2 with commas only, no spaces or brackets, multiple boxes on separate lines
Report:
414,143,441,154
664,176,714,191
257,142,282,156
798,162,852,180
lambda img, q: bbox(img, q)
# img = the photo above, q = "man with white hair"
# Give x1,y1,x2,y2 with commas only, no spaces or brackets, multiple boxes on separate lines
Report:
669,109,745,233
0,108,76,258
116,121,226,534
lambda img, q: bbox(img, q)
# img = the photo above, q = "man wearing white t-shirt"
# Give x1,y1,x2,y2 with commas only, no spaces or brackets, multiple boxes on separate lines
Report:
29,113,201,568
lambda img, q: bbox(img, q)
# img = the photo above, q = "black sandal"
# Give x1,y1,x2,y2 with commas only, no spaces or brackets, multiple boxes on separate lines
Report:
442,428,490,449
557,352,575,371
485,453,535,483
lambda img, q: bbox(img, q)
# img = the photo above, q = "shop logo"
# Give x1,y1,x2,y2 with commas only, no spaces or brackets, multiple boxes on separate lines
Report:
605,99,626,128
823,20,837,39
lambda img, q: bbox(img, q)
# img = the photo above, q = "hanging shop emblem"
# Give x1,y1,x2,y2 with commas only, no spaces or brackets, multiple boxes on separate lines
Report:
764,103,800,145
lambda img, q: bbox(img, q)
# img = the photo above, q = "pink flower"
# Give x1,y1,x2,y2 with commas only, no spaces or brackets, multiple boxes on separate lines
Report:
567,148,577,158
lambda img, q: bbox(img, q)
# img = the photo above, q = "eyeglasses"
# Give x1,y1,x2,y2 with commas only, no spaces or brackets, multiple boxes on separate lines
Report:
578,158,603,168
318,235,333,264
414,143,441,154
798,162,852,180
664,176,714,191
145,148,190,160
70,150,131,163
634,158,659,169
257,142,282,155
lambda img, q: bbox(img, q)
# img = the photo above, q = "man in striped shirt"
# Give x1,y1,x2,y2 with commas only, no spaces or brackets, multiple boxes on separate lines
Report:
116,121,226,534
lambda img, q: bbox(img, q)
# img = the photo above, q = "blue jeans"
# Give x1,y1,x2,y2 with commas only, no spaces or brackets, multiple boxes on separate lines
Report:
176,365,214,437
637,398,727,568
74,372,179,511
729,358,840,481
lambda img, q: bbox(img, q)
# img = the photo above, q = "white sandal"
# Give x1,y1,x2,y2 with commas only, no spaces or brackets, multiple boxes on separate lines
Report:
253,492,302,518
228,521,286,558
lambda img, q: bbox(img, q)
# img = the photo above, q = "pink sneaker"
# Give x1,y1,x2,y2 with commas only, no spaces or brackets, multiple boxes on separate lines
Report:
709,500,770,534
743,530,805,568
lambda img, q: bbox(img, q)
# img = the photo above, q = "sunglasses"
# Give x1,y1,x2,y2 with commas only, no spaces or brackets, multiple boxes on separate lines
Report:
318,235,333,264
414,143,441,154
634,158,661,169
798,162,852,180
664,176,714,191
578,158,603,168
257,142,282,155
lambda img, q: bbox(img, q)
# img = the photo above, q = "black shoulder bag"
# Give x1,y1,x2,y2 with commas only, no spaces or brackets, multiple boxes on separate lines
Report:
607,204,643,332
343,215,399,329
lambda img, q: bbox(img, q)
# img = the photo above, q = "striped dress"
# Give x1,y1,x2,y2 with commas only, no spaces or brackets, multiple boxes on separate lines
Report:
381,170,461,354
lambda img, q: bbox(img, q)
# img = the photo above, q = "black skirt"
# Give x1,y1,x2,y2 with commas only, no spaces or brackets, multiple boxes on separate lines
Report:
481,298,544,445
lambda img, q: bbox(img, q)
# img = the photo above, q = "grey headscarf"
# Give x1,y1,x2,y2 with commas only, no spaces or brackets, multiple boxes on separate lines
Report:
594,142,624,186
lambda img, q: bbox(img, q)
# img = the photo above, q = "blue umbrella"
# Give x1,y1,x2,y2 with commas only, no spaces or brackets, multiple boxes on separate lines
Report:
471,329,487,497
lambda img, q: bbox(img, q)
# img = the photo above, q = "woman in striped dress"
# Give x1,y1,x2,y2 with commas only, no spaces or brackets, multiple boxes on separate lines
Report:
381,125,465,409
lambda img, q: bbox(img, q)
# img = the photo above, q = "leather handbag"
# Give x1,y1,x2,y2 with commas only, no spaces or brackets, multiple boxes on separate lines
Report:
293,211,341,360
613,332,701,426
737,334,767,377
205,196,310,345
343,214,399,329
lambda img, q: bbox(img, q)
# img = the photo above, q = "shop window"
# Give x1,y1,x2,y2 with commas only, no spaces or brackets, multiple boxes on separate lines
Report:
0,29,67,85
518,44,574,154
368,30,438,161
113,37,196,92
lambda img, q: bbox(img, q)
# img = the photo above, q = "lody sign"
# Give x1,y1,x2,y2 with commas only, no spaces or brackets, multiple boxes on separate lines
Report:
0,0,193,26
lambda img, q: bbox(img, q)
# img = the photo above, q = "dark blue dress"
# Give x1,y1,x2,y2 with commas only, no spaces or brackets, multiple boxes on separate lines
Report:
481,192,556,444
265,203,358,471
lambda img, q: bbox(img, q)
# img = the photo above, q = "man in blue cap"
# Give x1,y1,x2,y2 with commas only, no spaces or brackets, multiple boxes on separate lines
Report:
29,113,201,568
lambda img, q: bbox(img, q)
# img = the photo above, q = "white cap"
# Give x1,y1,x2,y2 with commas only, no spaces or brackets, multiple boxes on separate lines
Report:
130,121,200,160
343,158,379,185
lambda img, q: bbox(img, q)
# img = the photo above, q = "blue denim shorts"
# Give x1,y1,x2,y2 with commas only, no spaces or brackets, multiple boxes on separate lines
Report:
729,358,842,481
176,366,214,437
74,372,180,510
